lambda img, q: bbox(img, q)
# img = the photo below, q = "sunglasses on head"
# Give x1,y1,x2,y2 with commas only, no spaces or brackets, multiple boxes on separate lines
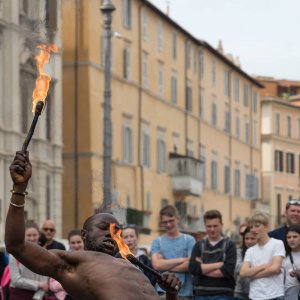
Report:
286,200,300,208
43,227,55,232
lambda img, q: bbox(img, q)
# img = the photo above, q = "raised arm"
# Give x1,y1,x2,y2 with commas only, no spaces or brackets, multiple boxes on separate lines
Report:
5,151,63,278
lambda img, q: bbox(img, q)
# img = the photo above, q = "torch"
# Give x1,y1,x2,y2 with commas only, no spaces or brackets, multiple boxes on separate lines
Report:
109,224,162,280
21,44,58,153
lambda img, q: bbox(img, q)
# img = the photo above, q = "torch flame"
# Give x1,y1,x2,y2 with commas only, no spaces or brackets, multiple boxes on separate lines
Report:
31,44,58,113
110,223,133,259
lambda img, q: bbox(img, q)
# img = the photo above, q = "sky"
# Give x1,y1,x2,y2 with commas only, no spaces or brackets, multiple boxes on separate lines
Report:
148,0,300,80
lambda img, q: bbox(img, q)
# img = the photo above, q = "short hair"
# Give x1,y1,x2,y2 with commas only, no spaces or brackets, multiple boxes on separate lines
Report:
68,229,81,241
204,210,222,222
159,205,179,218
287,224,300,236
248,212,269,226
25,220,39,231
122,225,139,238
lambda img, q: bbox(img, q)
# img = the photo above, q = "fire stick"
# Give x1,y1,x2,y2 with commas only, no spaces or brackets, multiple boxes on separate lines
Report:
126,254,162,280
21,101,44,153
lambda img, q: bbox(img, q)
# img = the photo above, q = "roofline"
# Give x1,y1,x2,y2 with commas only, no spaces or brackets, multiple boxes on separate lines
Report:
141,0,263,88
261,96,300,108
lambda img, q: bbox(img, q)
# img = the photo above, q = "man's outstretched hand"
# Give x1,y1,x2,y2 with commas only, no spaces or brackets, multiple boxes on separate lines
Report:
9,151,32,189
158,272,182,299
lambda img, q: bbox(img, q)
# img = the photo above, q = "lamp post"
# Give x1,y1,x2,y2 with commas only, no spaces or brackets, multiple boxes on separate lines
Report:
100,0,115,211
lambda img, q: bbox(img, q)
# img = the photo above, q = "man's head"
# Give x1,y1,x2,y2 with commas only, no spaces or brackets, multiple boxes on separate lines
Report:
248,212,269,241
285,199,300,226
81,213,119,256
159,205,180,235
41,219,56,242
204,210,223,241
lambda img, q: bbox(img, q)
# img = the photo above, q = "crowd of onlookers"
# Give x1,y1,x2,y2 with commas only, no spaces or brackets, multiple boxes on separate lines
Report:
1,198,300,300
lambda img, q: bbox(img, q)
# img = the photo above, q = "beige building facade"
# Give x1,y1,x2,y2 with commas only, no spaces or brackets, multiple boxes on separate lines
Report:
0,0,63,240
62,0,262,243
261,96,300,228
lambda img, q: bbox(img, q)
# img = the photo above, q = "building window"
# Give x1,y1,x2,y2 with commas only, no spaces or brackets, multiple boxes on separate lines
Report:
123,126,133,163
245,174,258,200
235,115,240,139
287,116,292,137
46,84,55,141
277,194,282,225
186,41,191,69
123,43,131,80
224,70,230,96
298,119,300,139
286,152,295,174
252,91,257,112
275,150,283,172
186,81,193,112
243,84,249,107
224,105,230,133
224,161,230,194
275,113,280,135
253,121,257,147
211,102,217,127
245,121,249,144
45,0,57,40
199,89,204,119
157,19,163,51
141,129,150,167
46,175,51,219
199,146,206,188
193,47,197,74
157,138,166,173
199,49,204,79
187,139,194,157
146,192,151,211
158,62,164,97
123,0,131,29
172,31,177,60
234,169,240,197
142,8,148,41
171,72,177,104
212,60,216,87
234,76,239,102
142,52,148,88
211,160,218,191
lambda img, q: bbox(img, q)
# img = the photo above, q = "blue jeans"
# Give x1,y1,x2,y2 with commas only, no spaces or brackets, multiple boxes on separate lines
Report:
194,296,233,300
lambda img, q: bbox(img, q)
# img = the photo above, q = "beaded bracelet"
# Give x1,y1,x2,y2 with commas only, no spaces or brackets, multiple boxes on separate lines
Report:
10,189,28,196
10,201,25,208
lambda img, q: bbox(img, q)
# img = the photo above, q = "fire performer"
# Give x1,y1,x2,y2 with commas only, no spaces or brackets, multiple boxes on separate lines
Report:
5,151,181,300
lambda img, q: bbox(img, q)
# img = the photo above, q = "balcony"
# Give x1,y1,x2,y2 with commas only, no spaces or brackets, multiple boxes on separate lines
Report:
169,153,203,196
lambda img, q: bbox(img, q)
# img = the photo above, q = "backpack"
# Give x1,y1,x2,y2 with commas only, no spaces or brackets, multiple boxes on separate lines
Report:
0,265,10,300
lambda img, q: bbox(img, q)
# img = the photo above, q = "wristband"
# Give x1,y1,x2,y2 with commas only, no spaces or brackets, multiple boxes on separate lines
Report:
10,201,25,208
10,189,28,196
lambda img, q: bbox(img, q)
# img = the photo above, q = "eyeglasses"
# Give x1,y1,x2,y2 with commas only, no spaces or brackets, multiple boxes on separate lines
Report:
286,200,300,208
160,219,176,226
43,227,55,232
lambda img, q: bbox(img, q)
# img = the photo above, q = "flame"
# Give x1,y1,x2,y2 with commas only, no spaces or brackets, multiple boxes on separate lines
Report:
110,223,133,259
31,44,58,113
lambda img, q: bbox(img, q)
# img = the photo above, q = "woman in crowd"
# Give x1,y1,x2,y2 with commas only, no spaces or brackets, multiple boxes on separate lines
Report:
122,225,156,287
49,229,84,300
234,226,257,300
9,221,49,300
283,224,300,299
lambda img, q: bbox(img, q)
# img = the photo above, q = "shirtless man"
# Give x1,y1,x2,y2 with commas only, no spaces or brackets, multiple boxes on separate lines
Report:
5,151,181,300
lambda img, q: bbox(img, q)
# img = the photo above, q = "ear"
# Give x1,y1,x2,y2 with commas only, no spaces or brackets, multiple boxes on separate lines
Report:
81,229,87,241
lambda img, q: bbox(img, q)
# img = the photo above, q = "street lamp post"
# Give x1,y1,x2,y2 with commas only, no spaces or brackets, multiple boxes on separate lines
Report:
100,0,115,211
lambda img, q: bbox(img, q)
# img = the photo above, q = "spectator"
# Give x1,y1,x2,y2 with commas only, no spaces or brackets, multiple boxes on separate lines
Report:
283,224,300,299
122,225,156,286
41,220,65,250
151,205,195,300
49,229,84,300
240,212,285,300
234,226,257,300
189,209,237,299
269,199,300,249
9,221,49,300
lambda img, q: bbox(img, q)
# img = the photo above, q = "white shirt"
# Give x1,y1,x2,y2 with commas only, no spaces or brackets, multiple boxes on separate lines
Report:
244,238,285,300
